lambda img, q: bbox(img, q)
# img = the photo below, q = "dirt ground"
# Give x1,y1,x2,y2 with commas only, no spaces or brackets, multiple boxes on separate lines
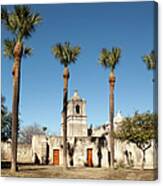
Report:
1,165,157,181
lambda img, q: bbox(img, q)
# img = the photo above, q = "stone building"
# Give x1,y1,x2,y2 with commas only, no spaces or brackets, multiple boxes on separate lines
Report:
1,90,156,169
32,90,109,167
61,90,87,137
31,90,157,169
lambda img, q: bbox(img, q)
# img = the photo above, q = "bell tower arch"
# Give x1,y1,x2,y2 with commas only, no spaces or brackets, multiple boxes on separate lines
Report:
61,90,87,137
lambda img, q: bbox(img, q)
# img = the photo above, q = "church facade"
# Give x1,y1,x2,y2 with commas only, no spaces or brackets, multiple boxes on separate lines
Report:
61,90,87,137
32,90,157,169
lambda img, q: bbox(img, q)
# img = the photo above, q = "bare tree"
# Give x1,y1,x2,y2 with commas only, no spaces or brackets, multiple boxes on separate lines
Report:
18,123,46,144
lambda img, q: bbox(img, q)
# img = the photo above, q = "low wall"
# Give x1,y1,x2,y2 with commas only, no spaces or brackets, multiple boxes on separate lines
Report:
1,142,32,163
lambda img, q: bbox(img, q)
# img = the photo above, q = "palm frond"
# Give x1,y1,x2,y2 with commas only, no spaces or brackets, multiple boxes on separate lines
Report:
52,43,63,61
111,47,121,69
3,38,32,59
23,47,32,58
2,5,42,42
143,50,156,70
71,46,81,63
1,6,17,34
14,5,42,40
98,48,111,68
112,48,121,62
52,42,81,67
31,13,42,25
3,38,16,59
99,47,121,71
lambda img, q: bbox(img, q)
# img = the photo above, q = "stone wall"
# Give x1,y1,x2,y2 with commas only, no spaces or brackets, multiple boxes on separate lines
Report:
31,134,157,169
32,135,110,168
32,135,48,164
1,142,32,163
48,136,63,165
1,135,156,169
48,136,107,167
70,136,109,168
114,140,157,169
92,124,108,137
1,142,11,161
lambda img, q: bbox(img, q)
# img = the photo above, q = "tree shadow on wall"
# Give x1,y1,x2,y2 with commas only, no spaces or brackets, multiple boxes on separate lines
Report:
97,135,108,167
124,150,134,168
67,137,77,166
90,134,108,167
88,124,93,136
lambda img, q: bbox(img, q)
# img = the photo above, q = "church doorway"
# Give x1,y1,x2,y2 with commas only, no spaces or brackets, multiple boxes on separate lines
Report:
53,149,60,165
87,148,93,167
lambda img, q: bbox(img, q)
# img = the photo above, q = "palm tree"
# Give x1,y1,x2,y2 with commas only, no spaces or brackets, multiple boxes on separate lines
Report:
143,50,157,149
99,47,121,168
1,5,42,172
143,50,156,70
52,42,80,169
143,50,156,82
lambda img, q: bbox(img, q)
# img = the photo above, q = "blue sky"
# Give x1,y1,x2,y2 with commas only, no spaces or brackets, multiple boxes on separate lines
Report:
1,2,156,135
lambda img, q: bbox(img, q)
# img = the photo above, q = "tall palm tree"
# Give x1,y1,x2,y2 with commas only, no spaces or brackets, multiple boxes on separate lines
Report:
143,50,157,150
52,42,80,169
99,47,121,168
143,50,156,82
1,5,42,172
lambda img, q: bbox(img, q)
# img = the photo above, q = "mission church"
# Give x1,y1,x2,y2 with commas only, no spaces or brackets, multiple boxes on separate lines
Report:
31,90,156,169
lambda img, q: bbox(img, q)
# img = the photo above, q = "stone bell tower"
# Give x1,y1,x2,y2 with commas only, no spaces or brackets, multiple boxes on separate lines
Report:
61,90,87,137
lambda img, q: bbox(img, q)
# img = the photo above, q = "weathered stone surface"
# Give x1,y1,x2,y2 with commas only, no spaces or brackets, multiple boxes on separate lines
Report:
1,142,32,163
61,90,87,137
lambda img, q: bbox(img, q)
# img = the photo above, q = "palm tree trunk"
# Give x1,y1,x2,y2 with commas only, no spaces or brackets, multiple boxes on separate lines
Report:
62,66,69,169
11,42,22,173
109,71,115,169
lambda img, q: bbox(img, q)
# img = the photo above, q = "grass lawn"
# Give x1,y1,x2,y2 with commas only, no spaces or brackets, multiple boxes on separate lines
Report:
1,165,157,180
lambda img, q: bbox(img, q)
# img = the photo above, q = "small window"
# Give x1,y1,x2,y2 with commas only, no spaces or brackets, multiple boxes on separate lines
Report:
76,105,80,114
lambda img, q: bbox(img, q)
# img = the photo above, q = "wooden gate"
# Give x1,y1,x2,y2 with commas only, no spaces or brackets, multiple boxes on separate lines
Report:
87,148,93,167
53,149,59,165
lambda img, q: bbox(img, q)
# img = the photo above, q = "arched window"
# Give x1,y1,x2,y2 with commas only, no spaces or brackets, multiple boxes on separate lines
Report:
76,105,80,114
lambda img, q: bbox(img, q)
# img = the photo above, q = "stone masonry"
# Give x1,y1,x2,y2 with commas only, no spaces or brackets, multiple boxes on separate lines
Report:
1,90,157,169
